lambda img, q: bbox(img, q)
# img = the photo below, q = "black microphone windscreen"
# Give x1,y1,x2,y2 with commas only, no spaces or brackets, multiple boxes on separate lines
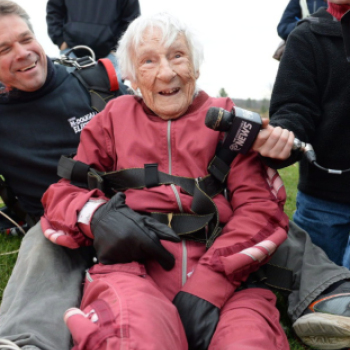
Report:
205,107,224,130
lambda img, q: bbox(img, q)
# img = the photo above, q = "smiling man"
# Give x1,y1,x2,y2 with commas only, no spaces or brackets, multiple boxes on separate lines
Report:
0,0,121,222
0,1,125,349
0,13,47,92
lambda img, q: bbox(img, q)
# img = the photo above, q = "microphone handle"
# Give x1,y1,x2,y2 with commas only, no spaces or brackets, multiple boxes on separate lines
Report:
293,138,306,151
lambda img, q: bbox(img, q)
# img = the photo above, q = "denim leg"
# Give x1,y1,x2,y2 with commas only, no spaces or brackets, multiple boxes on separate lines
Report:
105,52,122,83
0,222,94,350
343,236,350,268
59,48,76,73
293,191,350,266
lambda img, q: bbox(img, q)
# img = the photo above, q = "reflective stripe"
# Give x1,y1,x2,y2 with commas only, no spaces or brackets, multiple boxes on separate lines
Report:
182,240,188,286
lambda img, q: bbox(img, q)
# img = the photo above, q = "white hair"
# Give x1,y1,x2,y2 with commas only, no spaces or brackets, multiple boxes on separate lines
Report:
116,12,204,85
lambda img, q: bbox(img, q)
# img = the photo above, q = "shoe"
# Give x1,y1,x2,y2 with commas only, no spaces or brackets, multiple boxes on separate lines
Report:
293,281,350,350
0,338,21,349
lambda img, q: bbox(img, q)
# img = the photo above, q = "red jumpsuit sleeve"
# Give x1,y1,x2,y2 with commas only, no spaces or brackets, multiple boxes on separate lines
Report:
41,111,115,247
181,151,289,308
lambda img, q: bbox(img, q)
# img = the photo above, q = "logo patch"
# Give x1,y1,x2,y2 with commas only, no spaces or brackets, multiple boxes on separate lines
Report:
68,112,97,134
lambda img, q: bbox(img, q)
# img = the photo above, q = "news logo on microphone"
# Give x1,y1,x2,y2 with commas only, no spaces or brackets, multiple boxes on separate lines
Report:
205,106,262,154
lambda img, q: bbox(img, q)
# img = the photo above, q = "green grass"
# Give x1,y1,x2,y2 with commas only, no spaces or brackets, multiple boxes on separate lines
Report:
279,163,299,219
0,164,310,349
0,234,21,300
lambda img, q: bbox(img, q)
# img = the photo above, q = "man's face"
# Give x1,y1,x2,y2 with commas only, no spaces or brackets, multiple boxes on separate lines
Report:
0,14,47,92
131,28,199,121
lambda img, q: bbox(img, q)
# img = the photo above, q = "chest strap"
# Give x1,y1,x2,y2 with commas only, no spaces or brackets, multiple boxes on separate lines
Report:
58,156,225,247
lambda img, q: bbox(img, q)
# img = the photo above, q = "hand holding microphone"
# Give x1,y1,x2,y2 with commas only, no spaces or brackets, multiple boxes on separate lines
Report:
206,107,350,175
252,119,296,160
205,106,304,160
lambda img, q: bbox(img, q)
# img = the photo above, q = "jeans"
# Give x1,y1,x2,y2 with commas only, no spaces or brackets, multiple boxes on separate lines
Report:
0,223,95,350
60,48,122,82
293,191,350,266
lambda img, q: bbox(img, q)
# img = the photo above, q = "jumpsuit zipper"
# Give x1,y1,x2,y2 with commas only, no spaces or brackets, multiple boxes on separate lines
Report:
167,120,188,286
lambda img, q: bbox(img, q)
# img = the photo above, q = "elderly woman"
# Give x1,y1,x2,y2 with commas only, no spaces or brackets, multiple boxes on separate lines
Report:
41,12,289,350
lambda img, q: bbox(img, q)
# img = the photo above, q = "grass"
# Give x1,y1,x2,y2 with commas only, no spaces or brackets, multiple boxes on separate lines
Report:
0,234,21,300
0,164,310,349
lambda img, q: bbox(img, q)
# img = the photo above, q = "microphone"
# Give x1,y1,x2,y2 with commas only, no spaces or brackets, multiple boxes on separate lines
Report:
205,106,305,153
206,107,350,175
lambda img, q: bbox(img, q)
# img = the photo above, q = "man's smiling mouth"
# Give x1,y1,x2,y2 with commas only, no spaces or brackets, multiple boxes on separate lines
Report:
159,87,180,96
19,61,37,72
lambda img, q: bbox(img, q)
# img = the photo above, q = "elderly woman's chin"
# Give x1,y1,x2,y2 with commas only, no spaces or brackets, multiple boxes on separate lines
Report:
144,88,197,120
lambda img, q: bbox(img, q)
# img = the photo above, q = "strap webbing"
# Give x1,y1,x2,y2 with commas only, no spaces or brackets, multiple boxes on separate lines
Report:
144,163,159,187
57,156,224,247
248,263,294,292
263,263,294,292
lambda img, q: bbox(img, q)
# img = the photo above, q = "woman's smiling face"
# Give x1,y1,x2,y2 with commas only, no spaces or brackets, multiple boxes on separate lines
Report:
131,27,199,120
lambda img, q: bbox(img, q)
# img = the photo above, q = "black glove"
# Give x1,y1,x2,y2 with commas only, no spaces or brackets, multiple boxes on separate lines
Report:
91,192,180,270
173,291,220,350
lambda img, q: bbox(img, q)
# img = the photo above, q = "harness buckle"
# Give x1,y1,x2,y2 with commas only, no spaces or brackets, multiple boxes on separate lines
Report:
52,45,96,69
87,168,104,192
167,213,173,228
71,56,96,69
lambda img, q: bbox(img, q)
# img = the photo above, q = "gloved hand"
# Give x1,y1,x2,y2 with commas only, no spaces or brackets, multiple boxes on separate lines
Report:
173,291,220,350
91,192,180,270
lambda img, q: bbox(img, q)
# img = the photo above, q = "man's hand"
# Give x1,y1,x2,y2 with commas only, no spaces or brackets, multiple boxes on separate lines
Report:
60,42,68,50
173,292,220,350
91,192,180,270
252,119,295,160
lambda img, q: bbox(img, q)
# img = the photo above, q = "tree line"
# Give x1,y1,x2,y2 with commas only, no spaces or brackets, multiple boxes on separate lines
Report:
218,88,270,118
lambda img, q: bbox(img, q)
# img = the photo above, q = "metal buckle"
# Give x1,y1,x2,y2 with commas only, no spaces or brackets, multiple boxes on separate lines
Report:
52,45,96,69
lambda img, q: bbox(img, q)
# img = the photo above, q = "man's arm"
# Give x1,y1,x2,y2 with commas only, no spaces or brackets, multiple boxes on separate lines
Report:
114,0,141,43
255,23,322,168
277,0,302,40
46,0,66,49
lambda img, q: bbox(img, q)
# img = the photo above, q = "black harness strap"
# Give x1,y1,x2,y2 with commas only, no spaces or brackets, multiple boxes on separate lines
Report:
208,155,231,183
101,168,223,197
89,90,116,113
144,163,159,188
57,155,223,247
247,263,294,292
263,264,294,292
72,59,120,113
71,161,91,188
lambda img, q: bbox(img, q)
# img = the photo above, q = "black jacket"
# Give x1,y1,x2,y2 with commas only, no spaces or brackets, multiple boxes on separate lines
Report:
46,0,140,59
0,61,95,216
266,8,350,204
277,0,326,40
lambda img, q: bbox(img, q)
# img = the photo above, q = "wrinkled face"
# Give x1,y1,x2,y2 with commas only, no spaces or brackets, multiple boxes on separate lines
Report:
131,27,199,120
0,14,47,92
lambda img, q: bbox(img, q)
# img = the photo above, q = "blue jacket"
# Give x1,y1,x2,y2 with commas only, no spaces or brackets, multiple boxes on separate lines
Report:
277,0,326,40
